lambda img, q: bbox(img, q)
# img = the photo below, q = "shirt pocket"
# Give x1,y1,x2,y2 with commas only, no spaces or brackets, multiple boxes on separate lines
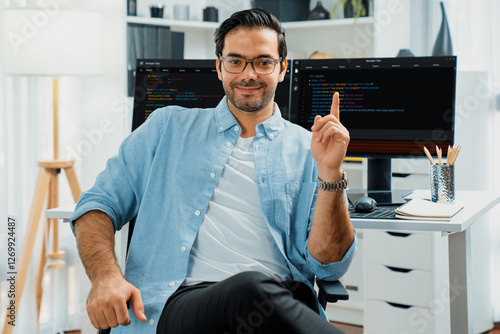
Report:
284,182,317,238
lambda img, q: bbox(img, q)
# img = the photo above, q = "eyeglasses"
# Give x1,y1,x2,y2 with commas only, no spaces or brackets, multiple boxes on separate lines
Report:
220,56,282,75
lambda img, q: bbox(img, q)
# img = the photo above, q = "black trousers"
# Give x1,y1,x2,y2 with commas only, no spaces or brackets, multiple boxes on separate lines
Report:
157,271,344,334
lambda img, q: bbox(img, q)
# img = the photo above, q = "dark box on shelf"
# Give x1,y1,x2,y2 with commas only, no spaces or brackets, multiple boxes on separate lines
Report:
251,0,311,22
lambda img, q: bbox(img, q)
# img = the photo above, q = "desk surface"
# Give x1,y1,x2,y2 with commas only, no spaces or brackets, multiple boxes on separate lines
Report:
46,204,76,220
351,190,500,233
46,190,500,234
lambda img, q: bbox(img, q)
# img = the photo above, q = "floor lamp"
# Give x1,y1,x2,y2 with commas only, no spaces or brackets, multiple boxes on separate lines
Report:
2,8,102,333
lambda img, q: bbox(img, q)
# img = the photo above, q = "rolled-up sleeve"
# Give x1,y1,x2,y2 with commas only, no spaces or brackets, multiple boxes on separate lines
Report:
306,231,358,281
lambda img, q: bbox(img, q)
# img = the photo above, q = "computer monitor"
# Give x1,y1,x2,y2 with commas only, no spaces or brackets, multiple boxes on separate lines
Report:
131,59,291,131
132,59,222,130
290,56,457,203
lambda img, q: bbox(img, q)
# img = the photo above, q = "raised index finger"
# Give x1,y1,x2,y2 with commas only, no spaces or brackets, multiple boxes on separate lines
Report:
330,91,340,119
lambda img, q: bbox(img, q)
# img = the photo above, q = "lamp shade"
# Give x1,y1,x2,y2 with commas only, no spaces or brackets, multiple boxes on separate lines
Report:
2,8,102,76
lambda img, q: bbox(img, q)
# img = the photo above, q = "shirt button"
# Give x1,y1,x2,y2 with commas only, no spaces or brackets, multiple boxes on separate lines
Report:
170,282,175,287
195,210,201,216
269,133,275,139
149,319,154,325
219,126,224,131
181,246,186,252
234,126,240,131
259,177,265,183
225,142,231,148
210,173,216,178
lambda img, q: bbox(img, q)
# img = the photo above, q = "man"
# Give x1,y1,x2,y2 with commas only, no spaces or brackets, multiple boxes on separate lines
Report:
72,8,356,334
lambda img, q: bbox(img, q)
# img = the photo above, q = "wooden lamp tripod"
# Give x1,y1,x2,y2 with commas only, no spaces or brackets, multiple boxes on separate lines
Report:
2,8,102,333
2,79,82,334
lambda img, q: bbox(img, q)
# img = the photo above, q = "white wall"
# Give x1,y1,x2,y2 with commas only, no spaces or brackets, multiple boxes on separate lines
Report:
60,1,128,333
0,1,129,333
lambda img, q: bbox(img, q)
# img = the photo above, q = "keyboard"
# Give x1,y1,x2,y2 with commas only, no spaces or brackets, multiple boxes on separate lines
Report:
349,205,397,219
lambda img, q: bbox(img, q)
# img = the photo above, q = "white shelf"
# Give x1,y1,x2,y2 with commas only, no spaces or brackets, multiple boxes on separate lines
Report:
126,16,218,32
126,16,374,33
282,17,374,30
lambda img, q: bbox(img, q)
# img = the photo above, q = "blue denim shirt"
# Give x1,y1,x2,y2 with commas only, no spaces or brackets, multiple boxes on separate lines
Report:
71,97,357,333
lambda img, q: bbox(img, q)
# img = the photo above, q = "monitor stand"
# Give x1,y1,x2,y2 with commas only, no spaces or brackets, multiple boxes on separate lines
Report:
364,158,409,205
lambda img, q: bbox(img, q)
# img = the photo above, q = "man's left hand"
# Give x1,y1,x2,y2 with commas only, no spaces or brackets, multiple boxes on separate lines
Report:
310,92,350,180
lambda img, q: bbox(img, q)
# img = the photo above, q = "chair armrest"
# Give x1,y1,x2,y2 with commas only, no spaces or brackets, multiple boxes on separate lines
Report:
97,329,111,334
316,277,349,309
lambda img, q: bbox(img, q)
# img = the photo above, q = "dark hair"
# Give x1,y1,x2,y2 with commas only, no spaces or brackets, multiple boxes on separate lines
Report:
214,8,287,62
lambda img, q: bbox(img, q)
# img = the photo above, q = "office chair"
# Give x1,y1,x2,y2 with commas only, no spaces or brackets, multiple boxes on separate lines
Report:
97,219,349,334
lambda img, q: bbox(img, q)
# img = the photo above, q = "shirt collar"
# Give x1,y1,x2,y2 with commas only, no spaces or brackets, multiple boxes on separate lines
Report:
258,103,285,140
215,96,239,133
215,96,285,140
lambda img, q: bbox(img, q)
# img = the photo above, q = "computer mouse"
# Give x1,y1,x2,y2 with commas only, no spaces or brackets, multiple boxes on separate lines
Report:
353,196,377,213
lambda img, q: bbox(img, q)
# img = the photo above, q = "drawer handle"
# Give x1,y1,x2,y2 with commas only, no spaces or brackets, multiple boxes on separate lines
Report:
386,231,411,237
345,285,358,291
392,173,411,178
386,266,413,273
387,302,412,309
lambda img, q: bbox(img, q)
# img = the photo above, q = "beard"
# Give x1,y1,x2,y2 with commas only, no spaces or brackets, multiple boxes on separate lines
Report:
223,79,276,112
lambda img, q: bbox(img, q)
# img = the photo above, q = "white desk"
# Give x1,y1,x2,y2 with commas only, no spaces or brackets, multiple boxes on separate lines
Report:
46,205,76,222
46,190,500,334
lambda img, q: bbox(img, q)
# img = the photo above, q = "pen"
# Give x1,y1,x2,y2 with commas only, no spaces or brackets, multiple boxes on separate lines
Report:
423,146,435,165
449,145,461,165
436,145,443,165
448,145,454,165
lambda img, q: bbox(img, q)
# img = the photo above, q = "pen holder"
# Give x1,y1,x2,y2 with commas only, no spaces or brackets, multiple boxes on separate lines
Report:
430,164,455,203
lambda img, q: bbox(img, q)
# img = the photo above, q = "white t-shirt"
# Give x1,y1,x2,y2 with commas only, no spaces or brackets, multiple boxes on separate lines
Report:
183,136,292,286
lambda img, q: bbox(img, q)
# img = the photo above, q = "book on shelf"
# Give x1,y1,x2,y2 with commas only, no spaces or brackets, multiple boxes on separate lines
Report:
127,23,185,96
395,198,464,221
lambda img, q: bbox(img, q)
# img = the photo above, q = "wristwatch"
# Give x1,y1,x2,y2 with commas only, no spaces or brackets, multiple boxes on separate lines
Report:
317,171,348,191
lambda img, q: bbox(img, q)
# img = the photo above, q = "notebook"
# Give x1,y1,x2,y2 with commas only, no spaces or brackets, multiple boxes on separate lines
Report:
395,198,464,221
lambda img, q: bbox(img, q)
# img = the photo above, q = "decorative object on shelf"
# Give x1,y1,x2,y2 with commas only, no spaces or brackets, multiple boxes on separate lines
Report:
333,0,370,19
174,4,189,20
396,49,415,57
251,0,311,22
150,4,165,18
128,0,137,16
203,6,219,22
308,1,330,20
431,1,453,56
2,8,101,334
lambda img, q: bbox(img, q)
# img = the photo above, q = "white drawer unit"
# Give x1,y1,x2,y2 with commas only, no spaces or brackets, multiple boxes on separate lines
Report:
366,300,437,334
364,229,450,334
391,159,431,191
366,264,433,308
365,230,434,271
